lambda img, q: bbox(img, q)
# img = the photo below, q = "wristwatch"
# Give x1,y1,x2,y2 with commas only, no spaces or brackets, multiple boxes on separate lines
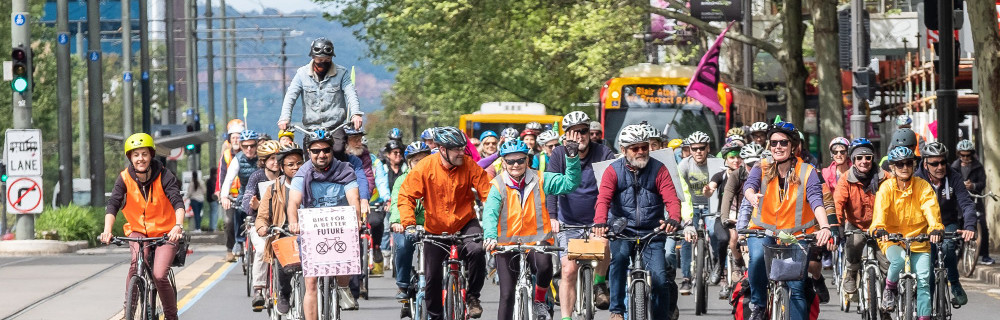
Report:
175,224,183,229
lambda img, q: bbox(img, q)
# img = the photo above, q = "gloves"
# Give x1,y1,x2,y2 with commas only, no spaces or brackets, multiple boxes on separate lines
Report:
664,219,683,231
873,228,889,239
683,225,697,238
405,226,419,242
483,238,497,251
929,229,944,238
722,220,737,229
564,139,580,157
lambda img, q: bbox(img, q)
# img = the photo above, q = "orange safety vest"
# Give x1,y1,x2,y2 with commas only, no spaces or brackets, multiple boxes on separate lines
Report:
120,170,177,237
490,170,553,245
221,145,241,197
749,158,819,235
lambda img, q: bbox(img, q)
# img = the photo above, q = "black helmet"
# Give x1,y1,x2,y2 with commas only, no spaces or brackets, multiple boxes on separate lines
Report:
384,140,404,153
309,38,335,57
890,128,917,148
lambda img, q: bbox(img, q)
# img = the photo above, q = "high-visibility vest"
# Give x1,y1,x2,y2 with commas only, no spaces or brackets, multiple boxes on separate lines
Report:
120,170,176,237
749,158,819,235
490,170,553,245
221,146,241,197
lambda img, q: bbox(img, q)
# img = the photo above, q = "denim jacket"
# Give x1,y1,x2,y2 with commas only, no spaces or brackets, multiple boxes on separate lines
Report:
279,61,363,130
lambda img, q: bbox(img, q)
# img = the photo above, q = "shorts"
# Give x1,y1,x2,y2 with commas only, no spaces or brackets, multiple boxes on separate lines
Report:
556,228,588,258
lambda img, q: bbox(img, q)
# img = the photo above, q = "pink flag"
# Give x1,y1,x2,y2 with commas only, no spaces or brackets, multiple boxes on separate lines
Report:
685,22,735,115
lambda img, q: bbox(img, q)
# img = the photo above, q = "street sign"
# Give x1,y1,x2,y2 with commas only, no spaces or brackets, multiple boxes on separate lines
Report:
13,14,26,26
690,0,742,22
124,72,133,82
57,33,69,45
89,51,99,61
6,176,43,214
3,129,43,177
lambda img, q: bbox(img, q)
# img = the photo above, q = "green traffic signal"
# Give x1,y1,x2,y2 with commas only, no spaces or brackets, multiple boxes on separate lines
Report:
186,144,196,150
11,77,28,92
1,174,6,182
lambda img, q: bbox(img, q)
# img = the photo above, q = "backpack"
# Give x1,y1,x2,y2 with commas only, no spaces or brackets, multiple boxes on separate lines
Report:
730,271,751,320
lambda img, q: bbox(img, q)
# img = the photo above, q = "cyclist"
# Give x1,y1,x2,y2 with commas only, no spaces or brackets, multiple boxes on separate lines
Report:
880,128,920,172
278,129,295,146
254,142,305,314
589,121,604,144
345,127,391,279
217,120,245,262
704,140,743,296
896,115,927,154
832,138,889,295
668,139,684,163
532,130,560,171
748,121,769,146
871,146,943,320
913,141,977,306
421,128,437,150
277,37,364,161
639,122,664,151
100,133,186,320
952,139,992,264
719,142,765,285
522,121,544,154
480,130,500,159
742,121,834,320
676,130,716,295
239,139,283,310
592,124,682,320
220,130,262,261
397,126,492,319
501,127,520,142
482,137,584,320
546,111,616,316
822,137,851,191
388,141,432,300
287,130,365,318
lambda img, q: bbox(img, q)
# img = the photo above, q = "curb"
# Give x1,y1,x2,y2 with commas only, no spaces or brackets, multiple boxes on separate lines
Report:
0,240,89,256
962,264,1000,288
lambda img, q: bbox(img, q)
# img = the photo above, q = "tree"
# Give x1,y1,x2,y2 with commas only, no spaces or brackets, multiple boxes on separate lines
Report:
966,0,1000,250
811,0,845,163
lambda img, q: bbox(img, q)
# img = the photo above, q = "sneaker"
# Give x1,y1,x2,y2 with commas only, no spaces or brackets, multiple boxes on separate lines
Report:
710,268,723,285
338,287,359,310
532,302,551,320
813,276,830,304
679,278,692,295
395,288,409,300
609,313,625,320
251,290,265,311
594,283,610,310
981,256,996,265
371,262,384,277
822,254,833,269
748,305,767,320
467,296,484,318
951,284,968,306
234,246,245,257
276,296,290,314
842,270,858,294
373,249,384,263
881,287,897,312
671,307,679,320
718,287,730,300
225,252,237,262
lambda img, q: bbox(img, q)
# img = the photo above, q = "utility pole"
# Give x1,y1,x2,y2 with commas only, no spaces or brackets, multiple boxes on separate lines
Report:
140,0,153,128
87,0,106,208
220,0,229,125
229,18,238,120
742,0,753,87
56,0,74,206
166,0,178,126
849,0,868,139
77,21,88,179
11,0,33,238
936,0,957,158
122,0,134,137
281,33,288,87
206,0,218,159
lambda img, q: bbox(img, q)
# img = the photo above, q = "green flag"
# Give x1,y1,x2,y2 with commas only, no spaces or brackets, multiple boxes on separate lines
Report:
351,66,356,84
773,115,782,124
243,98,248,124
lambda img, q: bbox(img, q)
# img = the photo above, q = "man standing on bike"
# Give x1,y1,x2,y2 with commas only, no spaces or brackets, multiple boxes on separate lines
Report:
389,142,432,301
833,138,890,295
240,139,283,310
255,143,305,315
397,126,493,319
913,141,977,306
871,146,943,320
287,131,365,319
101,133,186,320
677,130,719,295
277,37,364,161
546,111,616,316
742,122,834,320
482,137,583,320
592,124,682,320
952,139,993,265
220,130,262,261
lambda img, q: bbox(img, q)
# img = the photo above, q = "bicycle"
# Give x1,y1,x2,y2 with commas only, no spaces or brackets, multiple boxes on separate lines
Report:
265,226,297,320
401,226,427,320
243,215,257,297
561,224,602,320
962,191,997,277
495,244,564,320
691,206,718,316
421,232,483,320
112,235,178,320
359,224,372,300
932,232,965,320
271,227,305,320
606,229,679,320
842,229,889,320
883,233,931,320
739,229,817,320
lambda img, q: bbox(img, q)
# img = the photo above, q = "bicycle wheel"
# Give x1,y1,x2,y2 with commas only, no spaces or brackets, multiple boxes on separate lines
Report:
360,237,370,300
861,268,879,320
771,286,789,320
934,270,951,319
292,274,305,320
444,272,465,320
578,265,595,320
694,239,708,315
900,279,915,320
628,281,649,320
514,286,531,320
124,276,147,320
247,243,255,297
960,224,980,278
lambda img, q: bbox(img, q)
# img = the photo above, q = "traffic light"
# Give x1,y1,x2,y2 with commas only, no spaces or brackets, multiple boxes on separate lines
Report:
11,46,29,93
184,109,201,154
1,163,7,183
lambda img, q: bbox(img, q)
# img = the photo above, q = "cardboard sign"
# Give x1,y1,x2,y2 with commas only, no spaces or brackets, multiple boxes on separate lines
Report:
298,206,361,277
706,158,724,213
591,148,686,204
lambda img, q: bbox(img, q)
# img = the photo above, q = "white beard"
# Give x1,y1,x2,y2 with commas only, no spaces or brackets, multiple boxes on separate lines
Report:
346,145,364,157
627,156,649,169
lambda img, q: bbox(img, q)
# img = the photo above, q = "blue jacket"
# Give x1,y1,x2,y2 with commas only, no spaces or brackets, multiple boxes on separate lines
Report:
607,158,667,234
914,166,977,231
544,142,615,226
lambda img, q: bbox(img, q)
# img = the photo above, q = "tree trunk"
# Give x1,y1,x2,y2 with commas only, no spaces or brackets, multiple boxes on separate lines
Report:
967,0,1000,251
725,22,746,85
812,0,844,164
781,0,808,127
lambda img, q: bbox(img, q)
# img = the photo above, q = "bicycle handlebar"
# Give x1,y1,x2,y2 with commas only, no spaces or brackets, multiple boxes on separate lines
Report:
737,229,818,242
559,224,592,231
605,229,681,242
969,191,999,202
110,235,170,247
267,226,295,237
421,233,483,243
494,245,565,254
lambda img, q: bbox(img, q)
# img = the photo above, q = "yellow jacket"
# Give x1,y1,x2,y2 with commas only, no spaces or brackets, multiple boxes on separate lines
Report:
871,177,943,253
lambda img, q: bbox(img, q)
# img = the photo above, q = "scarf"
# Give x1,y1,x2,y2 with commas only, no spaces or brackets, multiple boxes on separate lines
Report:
312,61,332,79
850,166,881,194
295,158,356,207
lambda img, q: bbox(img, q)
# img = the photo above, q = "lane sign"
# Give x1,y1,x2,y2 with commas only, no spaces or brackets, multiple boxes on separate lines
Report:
4,129,43,177
6,176,43,214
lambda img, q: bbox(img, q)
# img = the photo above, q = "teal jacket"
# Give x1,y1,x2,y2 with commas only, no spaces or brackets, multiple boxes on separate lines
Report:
483,155,582,240
389,170,424,225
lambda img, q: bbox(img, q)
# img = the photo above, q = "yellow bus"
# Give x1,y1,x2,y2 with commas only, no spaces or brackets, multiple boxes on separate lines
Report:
458,102,564,140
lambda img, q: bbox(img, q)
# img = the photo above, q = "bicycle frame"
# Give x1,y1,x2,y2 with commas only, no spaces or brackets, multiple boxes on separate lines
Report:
114,235,174,320
607,230,674,320
496,244,563,320
560,224,599,320
691,206,717,316
885,234,930,320
421,232,482,320
843,229,885,320
738,229,816,320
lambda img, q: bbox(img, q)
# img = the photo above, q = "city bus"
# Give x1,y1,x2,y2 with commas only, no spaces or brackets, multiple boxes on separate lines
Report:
458,102,564,140
598,63,766,151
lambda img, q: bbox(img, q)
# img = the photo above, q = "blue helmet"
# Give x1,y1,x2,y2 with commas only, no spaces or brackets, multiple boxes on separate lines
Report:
887,146,915,163
239,129,259,141
479,130,499,142
389,128,403,140
433,126,467,148
344,126,365,136
767,121,799,144
304,129,334,148
849,138,875,156
404,141,432,160
420,128,435,140
499,140,530,156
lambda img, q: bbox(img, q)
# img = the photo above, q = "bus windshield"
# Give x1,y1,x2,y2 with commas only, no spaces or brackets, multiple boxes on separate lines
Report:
605,84,721,151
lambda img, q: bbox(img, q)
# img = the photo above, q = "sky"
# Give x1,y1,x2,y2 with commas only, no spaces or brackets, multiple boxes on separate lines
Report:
224,0,329,14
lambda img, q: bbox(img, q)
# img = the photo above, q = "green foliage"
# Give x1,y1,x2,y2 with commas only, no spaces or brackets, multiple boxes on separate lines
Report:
34,204,124,245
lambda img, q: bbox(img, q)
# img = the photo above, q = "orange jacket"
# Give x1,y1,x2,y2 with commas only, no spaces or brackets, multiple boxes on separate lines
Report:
397,154,492,234
833,169,887,230
120,170,177,237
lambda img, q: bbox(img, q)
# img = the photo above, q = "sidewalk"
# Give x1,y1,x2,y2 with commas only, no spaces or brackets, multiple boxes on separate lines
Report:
963,262,1000,288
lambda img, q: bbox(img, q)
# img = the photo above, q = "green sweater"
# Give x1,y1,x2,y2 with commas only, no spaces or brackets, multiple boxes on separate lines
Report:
389,170,425,225
483,155,582,240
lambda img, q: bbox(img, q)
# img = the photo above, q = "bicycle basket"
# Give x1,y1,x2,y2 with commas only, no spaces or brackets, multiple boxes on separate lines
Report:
171,234,191,267
272,236,302,273
763,244,808,281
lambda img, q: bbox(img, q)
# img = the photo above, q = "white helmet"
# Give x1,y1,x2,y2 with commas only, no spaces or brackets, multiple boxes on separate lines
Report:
686,131,711,145
537,130,559,144
617,124,649,149
562,111,591,129
956,139,975,152
640,123,662,141
749,122,769,133
740,142,764,161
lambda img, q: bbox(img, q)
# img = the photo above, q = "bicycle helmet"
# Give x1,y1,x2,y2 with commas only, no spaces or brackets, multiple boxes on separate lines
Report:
686,131,711,145
956,139,975,152
388,128,403,141
304,129,334,148
479,130,499,142
828,137,850,151
721,141,744,156
849,138,875,156
433,126,467,148
420,128,435,140
500,128,519,141
227,119,245,135
344,126,366,136
895,114,913,127
240,129,259,141
739,142,765,160
124,133,156,155
258,133,272,141
537,130,559,145
667,139,684,149
278,129,295,139
309,37,335,57
921,141,948,157
640,124,662,142
727,127,745,138
726,135,745,145
890,128,917,148
276,142,304,162
384,140,404,153
562,111,591,129
589,121,602,132
520,128,541,138
526,122,543,131
766,121,799,143
257,140,282,158
617,124,649,149
499,140,531,156
887,146,915,163
405,141,432,160
749,122,769,133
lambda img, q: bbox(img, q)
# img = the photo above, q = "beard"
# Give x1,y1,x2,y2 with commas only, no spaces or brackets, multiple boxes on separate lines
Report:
346,145,364,157
627,155,649,169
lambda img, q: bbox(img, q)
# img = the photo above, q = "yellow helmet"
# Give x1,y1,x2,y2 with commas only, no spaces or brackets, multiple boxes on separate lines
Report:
667,139,683,149
258,140,282,157
278,129,295,139
124,133,156,155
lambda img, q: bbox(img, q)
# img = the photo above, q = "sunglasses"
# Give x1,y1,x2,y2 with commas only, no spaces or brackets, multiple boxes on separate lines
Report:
959,153,973,158
892,160,915,168
691,146,707,152
241,144,258,149
504,157,528,165
832,150,847,155
853,155,873,161
571,128,590,135
309,147,332,155
925,161,947,167
283,161,304,167
769,140,790,147
628,145,649,153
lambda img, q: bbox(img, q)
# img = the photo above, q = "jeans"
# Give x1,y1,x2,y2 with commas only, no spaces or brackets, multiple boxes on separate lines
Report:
747,236,811,320
393,232,416,290
207,202,218,231
680,211,719,279
885,245,932,317
423,220,486,320
980,213,992,258
190,200,204,230
931,224,961,286
495,251,553,320
608,237,672,319
232,209,248,254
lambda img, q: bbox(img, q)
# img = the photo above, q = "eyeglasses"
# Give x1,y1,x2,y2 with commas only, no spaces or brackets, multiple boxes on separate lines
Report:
283,161,304,167
853,155,873,161
769,140,790,147
959,153,973,158
309,147,332,155
627,145,649,153
241,143,258,149
925,160,947,167
892,160,915,168
832,149,847,155
504,157,528,165
571,128,590,135
691,146,707,152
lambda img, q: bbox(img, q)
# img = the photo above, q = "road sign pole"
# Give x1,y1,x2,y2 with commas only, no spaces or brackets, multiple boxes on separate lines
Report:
87,0,107,208
12,0,33,240
57,0,74,207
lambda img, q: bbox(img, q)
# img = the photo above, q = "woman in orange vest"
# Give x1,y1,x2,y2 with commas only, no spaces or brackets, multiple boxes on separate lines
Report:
100,133,186,320
482,137,582,320
741,122,834,320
